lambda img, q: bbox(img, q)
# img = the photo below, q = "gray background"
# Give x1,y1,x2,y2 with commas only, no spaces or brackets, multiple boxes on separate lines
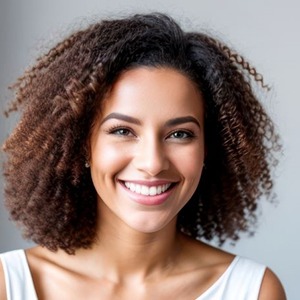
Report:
0,0,299,299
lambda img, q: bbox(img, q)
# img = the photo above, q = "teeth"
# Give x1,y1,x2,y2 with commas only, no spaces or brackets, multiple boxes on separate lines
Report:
149,186,156,196
129,183,135,192
141,185,149,196
124,182,172,196
135,184,141,194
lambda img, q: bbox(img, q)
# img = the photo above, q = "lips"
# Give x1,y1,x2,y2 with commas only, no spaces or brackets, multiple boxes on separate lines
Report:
124,182,172,196
118,180,177,205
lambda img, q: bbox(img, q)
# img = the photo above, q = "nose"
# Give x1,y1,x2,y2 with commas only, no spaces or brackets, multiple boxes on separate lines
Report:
133,135,170,177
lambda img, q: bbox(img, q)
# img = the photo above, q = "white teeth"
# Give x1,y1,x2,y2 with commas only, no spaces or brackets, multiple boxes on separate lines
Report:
149,186,156,196
129,183,135,192
157,185,162,194
135,184,141,193
123,182,172,196
141,185,149,196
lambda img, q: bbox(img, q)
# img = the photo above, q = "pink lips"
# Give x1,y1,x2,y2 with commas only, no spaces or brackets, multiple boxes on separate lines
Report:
118,180,176,206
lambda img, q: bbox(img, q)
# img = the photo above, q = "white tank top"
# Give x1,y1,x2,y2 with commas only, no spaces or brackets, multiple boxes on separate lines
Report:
0,250,266,299
1,250,38,300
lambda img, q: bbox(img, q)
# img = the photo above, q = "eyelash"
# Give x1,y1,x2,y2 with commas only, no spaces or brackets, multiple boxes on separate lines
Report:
106,125,196,140
106,125,135,136
167,129,196,140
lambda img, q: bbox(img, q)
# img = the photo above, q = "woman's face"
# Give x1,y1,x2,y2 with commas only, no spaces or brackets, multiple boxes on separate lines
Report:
90,67,205,234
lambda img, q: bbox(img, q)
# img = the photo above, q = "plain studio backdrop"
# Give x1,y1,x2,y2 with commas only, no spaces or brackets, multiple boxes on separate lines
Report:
0,0,299,299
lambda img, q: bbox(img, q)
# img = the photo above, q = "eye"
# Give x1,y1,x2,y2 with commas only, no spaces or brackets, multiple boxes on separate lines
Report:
168,130,194,140
113,128,131,136
107,126,135,137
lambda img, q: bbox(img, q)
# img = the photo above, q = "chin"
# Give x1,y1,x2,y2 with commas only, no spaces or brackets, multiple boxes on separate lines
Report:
122,213,176,235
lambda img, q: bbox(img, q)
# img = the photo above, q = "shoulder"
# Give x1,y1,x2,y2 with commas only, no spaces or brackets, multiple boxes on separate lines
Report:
258,268,286,300
0,256,7,300
179,236,286,299
179,234,235,265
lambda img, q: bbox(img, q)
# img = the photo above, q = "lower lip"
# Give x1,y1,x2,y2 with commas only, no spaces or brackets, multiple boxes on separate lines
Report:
119,182,176,206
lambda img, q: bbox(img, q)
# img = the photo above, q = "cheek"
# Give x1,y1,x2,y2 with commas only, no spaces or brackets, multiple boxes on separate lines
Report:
173,145,204,178
92,142,120,169
90,142,131,188
90,146,119,201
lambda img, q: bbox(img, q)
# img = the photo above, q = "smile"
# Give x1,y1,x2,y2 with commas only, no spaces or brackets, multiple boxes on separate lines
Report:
123,182,173,196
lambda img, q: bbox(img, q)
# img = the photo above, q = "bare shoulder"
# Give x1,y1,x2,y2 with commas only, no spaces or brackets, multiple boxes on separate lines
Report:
0,259,7,300
258,268,286,300
179,234,234,263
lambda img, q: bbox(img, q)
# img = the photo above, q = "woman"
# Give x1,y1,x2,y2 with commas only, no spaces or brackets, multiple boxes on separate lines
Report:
0,13,285,299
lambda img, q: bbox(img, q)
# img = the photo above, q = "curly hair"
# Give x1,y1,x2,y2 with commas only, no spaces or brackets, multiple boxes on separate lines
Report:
2,13,281,254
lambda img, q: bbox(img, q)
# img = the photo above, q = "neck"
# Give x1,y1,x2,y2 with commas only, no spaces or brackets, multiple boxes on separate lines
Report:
83,202,183,281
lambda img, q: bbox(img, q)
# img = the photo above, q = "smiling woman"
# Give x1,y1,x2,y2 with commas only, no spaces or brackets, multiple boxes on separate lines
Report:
0,13,285,299
89,68,205,232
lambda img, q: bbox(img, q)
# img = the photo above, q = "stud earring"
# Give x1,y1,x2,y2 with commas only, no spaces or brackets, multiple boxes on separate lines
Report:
85,161,90,168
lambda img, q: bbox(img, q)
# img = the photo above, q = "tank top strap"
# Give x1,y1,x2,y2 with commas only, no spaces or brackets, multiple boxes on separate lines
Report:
196,256,266,300
222,256,266,299
0,249,38,300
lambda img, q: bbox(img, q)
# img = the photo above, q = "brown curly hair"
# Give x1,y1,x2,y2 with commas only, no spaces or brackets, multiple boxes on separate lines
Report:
2,13,281,254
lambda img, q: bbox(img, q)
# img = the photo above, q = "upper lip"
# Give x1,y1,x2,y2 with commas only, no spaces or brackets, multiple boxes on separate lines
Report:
118,179,178,187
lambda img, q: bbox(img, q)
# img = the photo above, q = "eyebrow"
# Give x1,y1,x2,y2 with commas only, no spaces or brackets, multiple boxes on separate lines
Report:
165,116,201,128
100,113,201,128
100,113,141,125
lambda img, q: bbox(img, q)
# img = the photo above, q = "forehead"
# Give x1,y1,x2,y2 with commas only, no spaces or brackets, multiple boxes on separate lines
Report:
100,67,204,118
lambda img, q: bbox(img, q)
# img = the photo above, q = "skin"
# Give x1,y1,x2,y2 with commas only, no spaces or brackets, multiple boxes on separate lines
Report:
90,67,205,235
0,68,286,299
